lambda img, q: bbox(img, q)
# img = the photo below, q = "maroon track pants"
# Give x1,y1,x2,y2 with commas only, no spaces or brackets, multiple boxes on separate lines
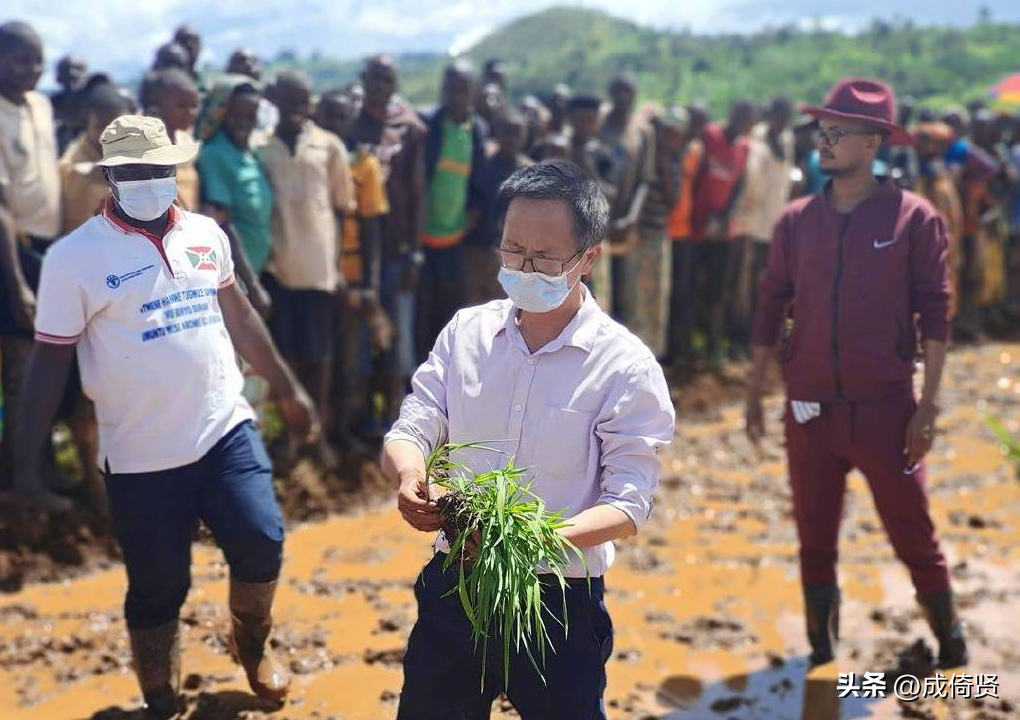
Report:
784,387,951,595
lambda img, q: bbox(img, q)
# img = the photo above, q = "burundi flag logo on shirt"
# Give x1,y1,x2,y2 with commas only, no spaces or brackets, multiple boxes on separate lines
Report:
185,246,219,271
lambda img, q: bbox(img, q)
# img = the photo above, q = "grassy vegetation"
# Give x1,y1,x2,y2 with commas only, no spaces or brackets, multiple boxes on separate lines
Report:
987,417,1020,475
425,442,585,689
258,7,1020,116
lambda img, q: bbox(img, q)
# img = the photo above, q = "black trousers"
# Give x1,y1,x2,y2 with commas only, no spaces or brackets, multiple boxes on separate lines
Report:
416,245,466,364
397,553,613,720
667,241,697,364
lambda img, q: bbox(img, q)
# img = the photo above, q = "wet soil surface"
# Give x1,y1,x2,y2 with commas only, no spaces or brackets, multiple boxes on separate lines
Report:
1,343,1018,720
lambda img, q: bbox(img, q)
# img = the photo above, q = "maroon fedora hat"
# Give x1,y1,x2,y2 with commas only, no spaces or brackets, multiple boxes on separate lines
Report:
801,78,913,146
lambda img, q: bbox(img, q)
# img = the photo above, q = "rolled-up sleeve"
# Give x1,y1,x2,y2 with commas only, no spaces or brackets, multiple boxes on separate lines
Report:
383,313,458,459
595,359,675,531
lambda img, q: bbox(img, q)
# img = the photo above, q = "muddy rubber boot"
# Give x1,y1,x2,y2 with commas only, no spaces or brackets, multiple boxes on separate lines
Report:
229,577,290,703
918,591,969,669
804,584,840,665
128,620,182,720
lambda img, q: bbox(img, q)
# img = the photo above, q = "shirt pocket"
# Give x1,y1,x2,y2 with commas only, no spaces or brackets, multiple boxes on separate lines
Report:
296,145,332,208
534,406,597,479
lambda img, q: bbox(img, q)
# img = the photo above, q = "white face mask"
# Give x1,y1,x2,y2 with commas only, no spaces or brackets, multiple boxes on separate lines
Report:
112,177,178,222
497,265,578,314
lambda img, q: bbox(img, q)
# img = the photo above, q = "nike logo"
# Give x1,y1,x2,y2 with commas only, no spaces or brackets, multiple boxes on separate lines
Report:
873,238,898,249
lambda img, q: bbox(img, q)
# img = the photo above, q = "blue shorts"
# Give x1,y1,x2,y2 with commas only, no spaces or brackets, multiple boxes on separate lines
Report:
105,420,284,629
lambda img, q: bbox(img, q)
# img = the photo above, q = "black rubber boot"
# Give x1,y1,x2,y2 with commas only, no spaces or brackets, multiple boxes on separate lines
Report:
918,591,969,669
128,620,182,719
804,584,840,665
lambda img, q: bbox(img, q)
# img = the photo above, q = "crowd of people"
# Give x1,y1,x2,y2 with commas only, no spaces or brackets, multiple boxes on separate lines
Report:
2,18,1020,515
4,15,1016,719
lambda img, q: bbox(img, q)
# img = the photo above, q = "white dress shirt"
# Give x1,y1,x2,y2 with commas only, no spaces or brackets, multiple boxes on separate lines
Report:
385,288,675,577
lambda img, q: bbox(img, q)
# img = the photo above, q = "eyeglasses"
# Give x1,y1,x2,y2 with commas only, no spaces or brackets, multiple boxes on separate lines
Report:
817,127,881,147
499,247,585,276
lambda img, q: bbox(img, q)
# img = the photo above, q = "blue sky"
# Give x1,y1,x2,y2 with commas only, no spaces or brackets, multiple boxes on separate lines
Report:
6,0,1019,84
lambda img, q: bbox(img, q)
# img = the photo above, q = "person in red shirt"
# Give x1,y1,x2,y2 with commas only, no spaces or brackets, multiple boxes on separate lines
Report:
745,78,967,671
691,100,755,365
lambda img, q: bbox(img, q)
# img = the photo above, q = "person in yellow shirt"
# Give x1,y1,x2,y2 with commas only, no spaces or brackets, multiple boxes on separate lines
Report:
317,88,392,452
914,123,965,319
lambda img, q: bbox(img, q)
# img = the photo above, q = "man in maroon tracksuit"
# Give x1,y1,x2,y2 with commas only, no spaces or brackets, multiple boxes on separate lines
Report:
745,78,967,669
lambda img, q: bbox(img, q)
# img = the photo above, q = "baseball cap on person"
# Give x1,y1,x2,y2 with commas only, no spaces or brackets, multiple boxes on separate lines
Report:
801,78,913,146
96,115,198,167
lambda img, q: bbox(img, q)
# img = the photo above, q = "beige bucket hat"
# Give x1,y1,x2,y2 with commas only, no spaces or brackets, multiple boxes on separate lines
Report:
96,115,199,167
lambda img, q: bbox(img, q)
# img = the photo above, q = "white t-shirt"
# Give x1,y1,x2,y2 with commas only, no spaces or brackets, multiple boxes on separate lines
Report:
34,201,254,474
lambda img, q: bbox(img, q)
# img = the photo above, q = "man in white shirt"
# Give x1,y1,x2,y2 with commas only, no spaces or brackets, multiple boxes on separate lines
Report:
13,116,316,718
382,160,675,719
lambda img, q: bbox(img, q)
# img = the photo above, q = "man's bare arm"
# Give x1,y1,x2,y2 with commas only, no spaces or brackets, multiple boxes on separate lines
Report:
905,339,947,466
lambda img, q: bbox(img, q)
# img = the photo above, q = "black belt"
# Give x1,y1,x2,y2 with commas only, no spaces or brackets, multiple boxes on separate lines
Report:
434,551,602,590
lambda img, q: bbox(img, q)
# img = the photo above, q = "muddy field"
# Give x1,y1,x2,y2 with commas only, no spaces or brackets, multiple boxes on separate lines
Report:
1,343,1018,720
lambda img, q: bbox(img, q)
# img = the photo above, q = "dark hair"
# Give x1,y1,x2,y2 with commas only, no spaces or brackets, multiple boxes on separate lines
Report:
568,94,602,112
150,68,196,98
444,58,478,83
84,82,131,114
496,107,526,129
0,21,41,54
231,82,261,100
274,70,312,94
497,159,609,251
319,88,350,105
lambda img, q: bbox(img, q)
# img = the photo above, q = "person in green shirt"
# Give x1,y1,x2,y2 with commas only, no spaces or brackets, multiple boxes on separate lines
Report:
418,60,485,359
196,75,273,317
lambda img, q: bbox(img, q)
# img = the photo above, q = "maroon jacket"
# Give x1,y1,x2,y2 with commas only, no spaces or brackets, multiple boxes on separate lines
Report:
751,179,951,403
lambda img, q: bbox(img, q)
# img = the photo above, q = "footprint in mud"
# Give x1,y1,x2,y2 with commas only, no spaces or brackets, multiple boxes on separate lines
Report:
710,694,754,712
376,614,411,634
948,510,1002,530
363,647,405,667
659,615,758,650
623,545,673,573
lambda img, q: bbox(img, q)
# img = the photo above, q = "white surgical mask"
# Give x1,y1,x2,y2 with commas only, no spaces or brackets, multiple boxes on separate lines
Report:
497,266,576,314
112,177,178,222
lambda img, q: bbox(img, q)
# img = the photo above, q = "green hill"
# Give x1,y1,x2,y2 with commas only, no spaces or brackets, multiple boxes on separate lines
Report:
265,6,1020,116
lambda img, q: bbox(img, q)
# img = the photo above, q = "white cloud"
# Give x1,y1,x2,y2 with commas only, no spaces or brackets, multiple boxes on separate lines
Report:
449,24,494,56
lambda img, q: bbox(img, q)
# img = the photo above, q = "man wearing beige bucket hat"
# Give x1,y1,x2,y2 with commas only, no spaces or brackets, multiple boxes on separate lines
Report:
13,115,317,718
